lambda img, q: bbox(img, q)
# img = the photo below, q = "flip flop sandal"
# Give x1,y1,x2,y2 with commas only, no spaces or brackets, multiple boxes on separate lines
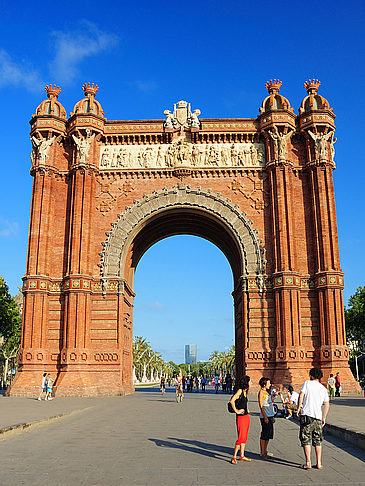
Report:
231,457,237,464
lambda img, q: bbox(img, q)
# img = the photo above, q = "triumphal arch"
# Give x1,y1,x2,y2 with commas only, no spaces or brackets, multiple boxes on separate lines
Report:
9,79,357,396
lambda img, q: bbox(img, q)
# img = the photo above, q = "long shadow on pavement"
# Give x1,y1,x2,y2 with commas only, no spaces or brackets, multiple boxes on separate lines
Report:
323,433,365,462
149,437,300,468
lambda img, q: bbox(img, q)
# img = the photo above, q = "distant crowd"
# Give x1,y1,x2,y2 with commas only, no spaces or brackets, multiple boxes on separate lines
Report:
163,374,235,393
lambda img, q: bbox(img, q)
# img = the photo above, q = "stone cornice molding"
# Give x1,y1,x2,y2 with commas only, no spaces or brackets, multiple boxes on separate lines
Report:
99,184,266,283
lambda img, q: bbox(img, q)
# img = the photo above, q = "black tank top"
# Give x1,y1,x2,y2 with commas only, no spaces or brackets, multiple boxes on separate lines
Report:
236,392,248,414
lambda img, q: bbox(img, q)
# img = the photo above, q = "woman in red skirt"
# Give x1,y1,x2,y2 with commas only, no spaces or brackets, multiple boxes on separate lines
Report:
229,375,251,464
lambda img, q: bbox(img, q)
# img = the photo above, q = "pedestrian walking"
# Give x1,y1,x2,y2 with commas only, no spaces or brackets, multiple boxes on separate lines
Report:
201,376,206,392
327,374,335,399
214,375,220,393
229,375,252,464
335,372,341,397
258,377,275,458
45,373,54,400
226,374,232,394
37,372,47,401
297,367,330,470
160,375,166,395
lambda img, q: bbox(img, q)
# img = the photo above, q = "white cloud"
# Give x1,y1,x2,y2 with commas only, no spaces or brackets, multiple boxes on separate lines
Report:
49,21,118,84
0,218,19,238
140,302,164,310
0,49,44,93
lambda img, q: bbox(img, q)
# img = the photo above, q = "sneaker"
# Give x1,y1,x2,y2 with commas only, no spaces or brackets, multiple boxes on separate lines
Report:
37,397,41,401
266,452,274,457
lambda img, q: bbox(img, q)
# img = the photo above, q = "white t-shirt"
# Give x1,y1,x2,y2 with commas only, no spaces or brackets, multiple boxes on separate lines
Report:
300,380,329,420
41,376,47,389
327,377,335,388
290,391,299,405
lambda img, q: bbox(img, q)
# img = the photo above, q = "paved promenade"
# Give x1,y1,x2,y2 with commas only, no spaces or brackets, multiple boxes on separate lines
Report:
0,387,364,486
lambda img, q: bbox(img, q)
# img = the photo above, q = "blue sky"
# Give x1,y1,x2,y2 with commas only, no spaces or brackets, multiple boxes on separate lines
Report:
0,0,364,362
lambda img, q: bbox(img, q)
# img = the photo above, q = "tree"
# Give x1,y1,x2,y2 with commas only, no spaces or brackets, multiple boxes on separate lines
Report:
0,277,22,384
345,286,365,356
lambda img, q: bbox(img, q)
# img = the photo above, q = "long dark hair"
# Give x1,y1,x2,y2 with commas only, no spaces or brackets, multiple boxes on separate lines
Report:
236,375,250,393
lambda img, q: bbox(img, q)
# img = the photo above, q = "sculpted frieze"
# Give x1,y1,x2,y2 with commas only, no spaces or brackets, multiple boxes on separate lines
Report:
99,141,265,170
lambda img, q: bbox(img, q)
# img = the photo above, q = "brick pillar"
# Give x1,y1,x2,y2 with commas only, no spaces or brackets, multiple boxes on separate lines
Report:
10,167,61,395
307,163,355,389
267,163,306,385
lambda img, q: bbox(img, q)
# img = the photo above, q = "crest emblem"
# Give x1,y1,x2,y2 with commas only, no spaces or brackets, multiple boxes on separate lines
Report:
163,100,200,129
174,100,189,127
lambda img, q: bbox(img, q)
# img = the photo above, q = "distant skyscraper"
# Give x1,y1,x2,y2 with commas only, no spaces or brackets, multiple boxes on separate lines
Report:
185,344,197,364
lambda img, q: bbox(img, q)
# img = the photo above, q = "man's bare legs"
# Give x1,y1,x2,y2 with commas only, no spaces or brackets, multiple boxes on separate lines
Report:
314,445,322,468
260,439,269,456
302,444,322,468
303,445,312,468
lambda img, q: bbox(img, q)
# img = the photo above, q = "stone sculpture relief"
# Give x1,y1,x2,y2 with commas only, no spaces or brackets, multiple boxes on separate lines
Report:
31,135,56,166
330,133,337,161
99,141,265,170
307,130,334,160
268,127,293,161
72,129,95,164
163,100,201,129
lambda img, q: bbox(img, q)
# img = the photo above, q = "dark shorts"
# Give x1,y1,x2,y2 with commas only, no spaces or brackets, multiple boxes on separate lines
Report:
260,417,274,440
299,416,323,446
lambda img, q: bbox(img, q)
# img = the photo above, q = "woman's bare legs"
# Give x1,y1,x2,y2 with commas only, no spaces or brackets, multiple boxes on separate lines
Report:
240,443,251,461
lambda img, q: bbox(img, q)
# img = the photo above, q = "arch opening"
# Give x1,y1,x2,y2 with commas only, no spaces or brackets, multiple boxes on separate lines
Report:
128,207,242,288
133,235,235,363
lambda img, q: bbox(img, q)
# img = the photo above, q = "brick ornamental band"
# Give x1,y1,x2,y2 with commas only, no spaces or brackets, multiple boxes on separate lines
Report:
8,79,359,396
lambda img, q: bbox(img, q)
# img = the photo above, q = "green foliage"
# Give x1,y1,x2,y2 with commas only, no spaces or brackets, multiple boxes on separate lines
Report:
346,286,365,355
209,346,235,374
0,277,21,352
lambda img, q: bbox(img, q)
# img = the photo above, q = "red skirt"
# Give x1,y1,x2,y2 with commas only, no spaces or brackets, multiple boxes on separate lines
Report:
235,414,250,445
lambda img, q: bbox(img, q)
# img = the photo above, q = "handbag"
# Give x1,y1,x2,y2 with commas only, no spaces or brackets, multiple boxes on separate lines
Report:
227,392,247,414
227,401,235,413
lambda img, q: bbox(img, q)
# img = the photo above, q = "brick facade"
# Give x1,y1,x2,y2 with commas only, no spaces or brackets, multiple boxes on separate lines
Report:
8,80,359,396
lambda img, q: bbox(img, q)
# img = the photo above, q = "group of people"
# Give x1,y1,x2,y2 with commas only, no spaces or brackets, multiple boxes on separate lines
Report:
229,367,330,469
37,372,54,401
327,372,342,398
160,374,235,394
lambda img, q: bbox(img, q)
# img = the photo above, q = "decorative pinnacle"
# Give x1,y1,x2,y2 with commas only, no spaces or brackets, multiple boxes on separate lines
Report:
304,79,320,95
45,84,61,99
265,79,282,94
83,82,99,97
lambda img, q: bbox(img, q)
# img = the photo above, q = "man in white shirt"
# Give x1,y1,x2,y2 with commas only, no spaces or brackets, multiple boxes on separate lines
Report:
297,368,330,470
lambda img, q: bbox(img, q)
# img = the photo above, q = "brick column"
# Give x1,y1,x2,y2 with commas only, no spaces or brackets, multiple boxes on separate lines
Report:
267,162,306,384
307,162,351,379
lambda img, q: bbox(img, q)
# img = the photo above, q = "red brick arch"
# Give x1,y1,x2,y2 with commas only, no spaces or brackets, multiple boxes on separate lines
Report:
9,84,359,396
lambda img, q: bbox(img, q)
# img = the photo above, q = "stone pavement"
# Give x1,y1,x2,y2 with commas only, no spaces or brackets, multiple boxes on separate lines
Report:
0,387,364,486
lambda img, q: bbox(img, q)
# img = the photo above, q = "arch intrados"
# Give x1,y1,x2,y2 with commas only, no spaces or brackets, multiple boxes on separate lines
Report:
128,207,242,284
